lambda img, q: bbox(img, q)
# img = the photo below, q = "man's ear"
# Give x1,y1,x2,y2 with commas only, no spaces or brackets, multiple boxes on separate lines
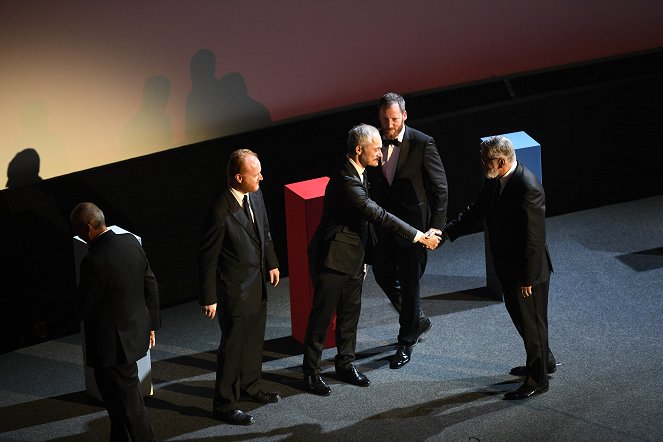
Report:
355,145,362,155
234,173,243,184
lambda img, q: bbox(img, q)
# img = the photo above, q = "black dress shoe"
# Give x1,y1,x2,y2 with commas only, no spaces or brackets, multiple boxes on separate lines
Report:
251,391,281,403
305,374,331,396
336,365,370,387
390,345,413,369
509,363,558,376
213,408,255,425
416,317,432,341
503,384,549,400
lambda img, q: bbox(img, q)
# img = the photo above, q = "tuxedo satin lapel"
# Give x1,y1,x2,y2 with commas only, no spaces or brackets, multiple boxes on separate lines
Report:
395,128,412,177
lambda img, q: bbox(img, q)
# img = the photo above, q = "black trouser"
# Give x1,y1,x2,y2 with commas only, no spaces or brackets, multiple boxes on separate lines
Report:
372,239,427,346
501,276,555,388
214,299,267,411
94,362,155,442
303,266,363,374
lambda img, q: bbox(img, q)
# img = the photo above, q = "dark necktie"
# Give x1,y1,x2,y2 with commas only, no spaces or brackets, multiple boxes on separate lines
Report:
243,195,257,233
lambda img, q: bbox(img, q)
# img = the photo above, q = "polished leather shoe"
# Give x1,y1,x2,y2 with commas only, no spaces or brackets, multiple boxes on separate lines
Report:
213,408,254,425
416,317,432,342
510,363,558,377
251,391,281,403
305,374,331,396
336,365,370,387
390,345,413,369
503,384,549,400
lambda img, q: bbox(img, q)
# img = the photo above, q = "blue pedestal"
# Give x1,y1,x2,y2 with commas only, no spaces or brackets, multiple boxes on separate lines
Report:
480,131,542,300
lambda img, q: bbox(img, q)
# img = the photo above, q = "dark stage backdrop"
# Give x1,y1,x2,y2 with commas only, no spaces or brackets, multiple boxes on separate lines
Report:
1,49,662,353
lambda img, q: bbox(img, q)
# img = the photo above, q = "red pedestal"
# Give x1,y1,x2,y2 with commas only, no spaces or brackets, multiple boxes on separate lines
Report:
284,177,335,348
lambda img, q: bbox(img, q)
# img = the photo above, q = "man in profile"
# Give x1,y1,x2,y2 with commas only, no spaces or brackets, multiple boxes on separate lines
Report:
71,202,159,441
198,149,281,425
303,124,440,396
443,136,557,399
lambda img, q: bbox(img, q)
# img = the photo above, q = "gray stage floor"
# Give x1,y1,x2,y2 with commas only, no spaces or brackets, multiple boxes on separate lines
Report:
2,196,662,441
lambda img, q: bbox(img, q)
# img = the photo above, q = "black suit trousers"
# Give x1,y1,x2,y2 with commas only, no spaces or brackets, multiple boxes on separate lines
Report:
500,276,555,388
94,362,155,442
214,299,267,411
372,238,426,345
303,266,363,374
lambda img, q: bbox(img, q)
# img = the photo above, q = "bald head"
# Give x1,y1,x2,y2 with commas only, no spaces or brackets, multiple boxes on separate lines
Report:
70,202,107,243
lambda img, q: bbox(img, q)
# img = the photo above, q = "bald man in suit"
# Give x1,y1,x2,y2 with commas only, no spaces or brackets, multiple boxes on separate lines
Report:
198,149,280,425
71,202,159,442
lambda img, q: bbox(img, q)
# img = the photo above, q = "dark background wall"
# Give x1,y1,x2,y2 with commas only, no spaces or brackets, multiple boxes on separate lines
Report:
1,49,662,352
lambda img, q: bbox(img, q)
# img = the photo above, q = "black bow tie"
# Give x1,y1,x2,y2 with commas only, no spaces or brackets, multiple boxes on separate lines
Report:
383,138,401,147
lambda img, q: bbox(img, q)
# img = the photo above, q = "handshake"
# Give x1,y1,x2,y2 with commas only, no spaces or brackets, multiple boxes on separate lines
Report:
418,228,446,250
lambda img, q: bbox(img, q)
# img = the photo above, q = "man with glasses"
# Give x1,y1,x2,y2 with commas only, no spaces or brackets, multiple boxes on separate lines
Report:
442,135,557,400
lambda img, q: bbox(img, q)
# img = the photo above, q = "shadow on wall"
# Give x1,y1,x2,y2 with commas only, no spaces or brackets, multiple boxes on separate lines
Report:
185,48,271,144
122,76,173,157
0,148,133,353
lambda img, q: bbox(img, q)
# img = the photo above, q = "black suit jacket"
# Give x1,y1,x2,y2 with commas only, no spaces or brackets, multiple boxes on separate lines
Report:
77,231,160,368
198,188,279,316
368,126,448,246
445,162,553,285
310,158,417,275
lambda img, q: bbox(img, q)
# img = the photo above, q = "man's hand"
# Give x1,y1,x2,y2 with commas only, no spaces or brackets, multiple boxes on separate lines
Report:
424,228,444,249
520,285,533,298
202,303,217,319
149,330,156,349
269,268,280,287
419,232,440,249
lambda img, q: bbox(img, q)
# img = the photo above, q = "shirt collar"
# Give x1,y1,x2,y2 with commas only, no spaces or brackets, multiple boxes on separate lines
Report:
395,125,406,143
229,187,247,206
500,160,517,187
347,156,365,181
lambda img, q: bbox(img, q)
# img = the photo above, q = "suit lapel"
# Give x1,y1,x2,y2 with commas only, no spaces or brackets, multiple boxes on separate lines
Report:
345,158,365,190
394,126,411,178
227,191,260,242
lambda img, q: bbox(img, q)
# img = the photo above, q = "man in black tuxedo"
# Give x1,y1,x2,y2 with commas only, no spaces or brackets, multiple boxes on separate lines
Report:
303,124,440,396
198,149,281,425
443,135,557,399
71,202,159,442
367,93,448,369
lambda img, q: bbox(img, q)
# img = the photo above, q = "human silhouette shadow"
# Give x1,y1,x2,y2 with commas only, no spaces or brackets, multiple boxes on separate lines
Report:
1,148,76,352
6,147,42,188
0,148,134,352
122,75,173,157
185,48,271,144
217,71,271,135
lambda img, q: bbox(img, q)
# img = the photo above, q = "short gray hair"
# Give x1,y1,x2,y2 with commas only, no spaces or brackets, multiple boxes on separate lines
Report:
70,202,106,231
347,124,379,154
480,136,516,163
